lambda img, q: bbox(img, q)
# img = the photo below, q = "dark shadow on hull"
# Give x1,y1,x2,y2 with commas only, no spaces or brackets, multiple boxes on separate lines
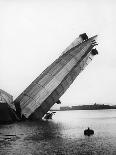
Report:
0,102,19,124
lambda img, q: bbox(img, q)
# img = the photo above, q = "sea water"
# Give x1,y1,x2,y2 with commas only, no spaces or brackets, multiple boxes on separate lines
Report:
0,109,116,155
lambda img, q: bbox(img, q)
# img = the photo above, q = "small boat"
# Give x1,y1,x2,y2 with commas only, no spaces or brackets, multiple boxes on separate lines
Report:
84,127,94,136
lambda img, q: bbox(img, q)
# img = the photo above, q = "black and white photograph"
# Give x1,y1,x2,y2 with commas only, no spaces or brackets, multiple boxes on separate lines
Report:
0,0,116,154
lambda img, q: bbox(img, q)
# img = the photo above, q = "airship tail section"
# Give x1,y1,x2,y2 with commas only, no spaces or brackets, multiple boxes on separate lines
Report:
14,33,98,120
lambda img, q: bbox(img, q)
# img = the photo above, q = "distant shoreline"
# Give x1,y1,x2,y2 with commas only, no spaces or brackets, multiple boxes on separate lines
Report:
51,104,116,111
51,108,116,111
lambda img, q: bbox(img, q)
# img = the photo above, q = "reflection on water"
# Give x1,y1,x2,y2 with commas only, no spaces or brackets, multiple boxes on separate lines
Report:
0,110,116,154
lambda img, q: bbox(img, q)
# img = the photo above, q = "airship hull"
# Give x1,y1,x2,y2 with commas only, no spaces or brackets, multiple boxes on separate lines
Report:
13,33,98,120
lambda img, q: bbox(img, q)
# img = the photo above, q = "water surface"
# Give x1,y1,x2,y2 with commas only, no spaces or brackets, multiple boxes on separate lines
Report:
0,110,116,155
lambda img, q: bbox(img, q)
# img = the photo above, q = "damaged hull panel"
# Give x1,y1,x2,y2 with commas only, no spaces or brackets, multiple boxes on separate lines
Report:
0,90,18,124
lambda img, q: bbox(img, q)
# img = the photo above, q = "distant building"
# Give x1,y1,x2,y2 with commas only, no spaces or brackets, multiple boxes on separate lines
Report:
71,104,114,110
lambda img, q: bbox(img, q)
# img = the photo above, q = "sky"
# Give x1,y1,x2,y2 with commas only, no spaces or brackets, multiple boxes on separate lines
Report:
0,0,116,107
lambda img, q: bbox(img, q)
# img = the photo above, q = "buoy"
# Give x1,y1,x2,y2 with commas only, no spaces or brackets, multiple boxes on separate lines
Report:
84,127,94,136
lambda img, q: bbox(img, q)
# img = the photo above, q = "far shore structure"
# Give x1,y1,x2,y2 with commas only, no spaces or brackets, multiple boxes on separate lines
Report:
0,33,98,123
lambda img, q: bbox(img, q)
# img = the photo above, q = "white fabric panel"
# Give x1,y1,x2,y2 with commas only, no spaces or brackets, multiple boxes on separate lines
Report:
35,88,49,103
24,99,36,113
22,103,35,117
26,84,42,98
55,66,68,82
31,88,48,107
55,56,78,83
22,88,48,117
65,58,77,71
20,95,31,109
37,73,52,87
75,43,90,60
45,77,60,93
22,79,59,117
23,78,60,117
25,99,38,114
21,84,43,110
49,63,63,76
63,54,73,62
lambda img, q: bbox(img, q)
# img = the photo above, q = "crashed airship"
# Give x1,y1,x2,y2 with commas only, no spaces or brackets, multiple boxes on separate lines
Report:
0,33,98,123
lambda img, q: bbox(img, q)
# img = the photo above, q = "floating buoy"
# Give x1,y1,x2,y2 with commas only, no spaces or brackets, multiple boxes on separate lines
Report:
84,127,94,136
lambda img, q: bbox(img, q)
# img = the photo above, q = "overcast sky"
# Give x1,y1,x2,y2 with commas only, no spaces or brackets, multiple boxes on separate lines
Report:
1,0,116,106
